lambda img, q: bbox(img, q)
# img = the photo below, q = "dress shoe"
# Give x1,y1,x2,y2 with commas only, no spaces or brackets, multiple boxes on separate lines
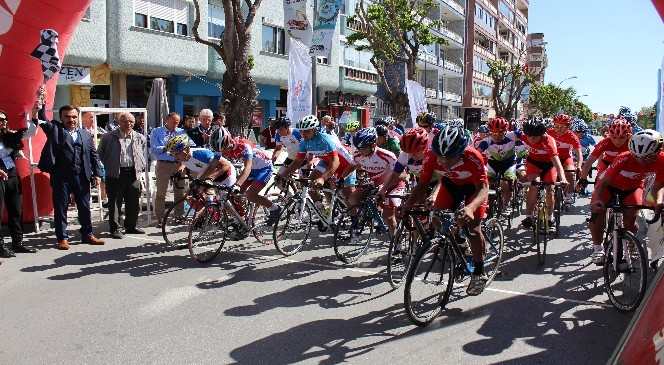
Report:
124,227,145,234
0,244,15,258
110,231,124,239
57,240,70,250
12,243,37,253
82,235,105,245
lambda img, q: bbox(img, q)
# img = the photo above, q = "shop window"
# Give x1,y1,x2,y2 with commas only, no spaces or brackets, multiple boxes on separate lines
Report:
262,24,287,55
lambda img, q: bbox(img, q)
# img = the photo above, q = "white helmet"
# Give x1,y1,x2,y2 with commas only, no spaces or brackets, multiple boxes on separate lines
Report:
629,129,662,158
296,115,320,130
449,118,465,128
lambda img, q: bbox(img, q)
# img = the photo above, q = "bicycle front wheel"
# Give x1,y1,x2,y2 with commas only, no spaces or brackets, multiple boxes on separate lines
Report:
162,196,196,248
273,198,313,256
333,206,374,264
483,218,505,285
188,205,226,263
404,240,455,327
387,218,420,289
603,231,648,311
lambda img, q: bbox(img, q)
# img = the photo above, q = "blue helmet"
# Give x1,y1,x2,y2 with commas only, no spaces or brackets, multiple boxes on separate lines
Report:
432,126,470,157
618,106,632,117
353,127,378,149
478,124,489,134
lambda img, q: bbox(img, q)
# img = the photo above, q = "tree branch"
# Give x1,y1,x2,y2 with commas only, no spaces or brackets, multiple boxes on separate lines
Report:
192,0,225,57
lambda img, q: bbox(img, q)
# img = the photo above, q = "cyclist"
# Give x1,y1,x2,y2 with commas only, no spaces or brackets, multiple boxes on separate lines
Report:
572,119,595,196
166,134,237,187
415,112,440,147
520,118,568,229
272,116,303,173
403,126,489,296
549,114,582,203
379,127,430,197
278,115,355,189
588,129,664,264
580,118,631,182
342,120,361,148
473,124,490,149
217,128,282,225
346,128,401,235
477,117,522,215
375,124,401,156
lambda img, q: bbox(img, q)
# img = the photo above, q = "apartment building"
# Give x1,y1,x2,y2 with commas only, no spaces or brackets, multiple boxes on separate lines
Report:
55,0,378,127
462,0,529,129
526,32,546,84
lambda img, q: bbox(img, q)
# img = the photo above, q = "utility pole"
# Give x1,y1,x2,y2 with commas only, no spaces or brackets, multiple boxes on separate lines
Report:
311,0,318,117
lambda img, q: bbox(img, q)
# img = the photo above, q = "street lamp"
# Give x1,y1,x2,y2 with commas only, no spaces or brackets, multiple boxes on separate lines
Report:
578,94,589,98
557,76,578,87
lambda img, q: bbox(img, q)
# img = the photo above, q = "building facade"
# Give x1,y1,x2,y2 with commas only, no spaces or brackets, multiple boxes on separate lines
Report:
526,32,546,84
57,0,378,128
462,0,529,129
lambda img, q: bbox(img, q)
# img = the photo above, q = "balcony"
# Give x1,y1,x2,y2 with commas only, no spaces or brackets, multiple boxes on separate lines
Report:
443,91,462,103
478,0,498,15
440,0,465,17
473,70,493,84
425,88,438,98
443,59,463,74
472,96,493,107
343,66,378,84
516,8,527,23
417,50,439,65
474,44,496,60
439,26,464,45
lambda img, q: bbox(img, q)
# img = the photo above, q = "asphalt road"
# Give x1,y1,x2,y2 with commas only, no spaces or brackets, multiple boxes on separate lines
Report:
0,196,647,364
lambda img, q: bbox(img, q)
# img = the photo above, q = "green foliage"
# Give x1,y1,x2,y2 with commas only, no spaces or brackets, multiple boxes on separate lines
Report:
248,55,255,70
486,59,540,119
637,104,657,129
528,83,593,122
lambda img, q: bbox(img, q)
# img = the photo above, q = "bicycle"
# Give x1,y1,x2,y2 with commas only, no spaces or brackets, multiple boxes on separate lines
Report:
403,207,504,326
487,173,516,230
272,177,349,256
162,172,197,248
599,192,659,311
526,181,564,266
387,204,425,289
333,184,398,264
562,168,578,211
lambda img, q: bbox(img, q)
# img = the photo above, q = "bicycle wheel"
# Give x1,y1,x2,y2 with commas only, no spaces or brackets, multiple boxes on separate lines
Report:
532,208,543,266
273,198,313,256
333,205,375,264
387,218,420,289
404,240,455,327
554,187,562,236
603,231,648,311
162,196,197,247
247,202,274,245
188,205,226,263
483,218,505,285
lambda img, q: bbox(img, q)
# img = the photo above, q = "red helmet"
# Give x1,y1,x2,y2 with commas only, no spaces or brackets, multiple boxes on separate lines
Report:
608,118,632,138
553,114,572,126
400,127,429,154
488,117,509,133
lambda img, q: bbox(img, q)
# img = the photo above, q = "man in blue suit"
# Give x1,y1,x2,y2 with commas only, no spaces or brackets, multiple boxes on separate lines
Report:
36,105,105,250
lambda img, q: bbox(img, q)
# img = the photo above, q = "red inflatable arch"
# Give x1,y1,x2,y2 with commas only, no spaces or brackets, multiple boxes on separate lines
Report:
0,0,91,222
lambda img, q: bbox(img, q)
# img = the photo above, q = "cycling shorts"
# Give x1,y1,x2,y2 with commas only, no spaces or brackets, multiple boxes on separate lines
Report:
591,186,643,207
214,170,237,188
314,158,355,185
434,178,487,219
597,159,611,175
247,166,272,185
560,156,575,168
525,158,557,184
487,159,517,181
380,184,406,208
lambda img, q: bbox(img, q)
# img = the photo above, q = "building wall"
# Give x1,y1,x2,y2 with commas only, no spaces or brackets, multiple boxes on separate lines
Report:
65,0,108,67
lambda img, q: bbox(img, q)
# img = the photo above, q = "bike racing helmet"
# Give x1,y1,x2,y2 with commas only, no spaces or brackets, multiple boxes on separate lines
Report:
297,115,320,130
629,129,663,158
432,126,470,157
353,127,378,149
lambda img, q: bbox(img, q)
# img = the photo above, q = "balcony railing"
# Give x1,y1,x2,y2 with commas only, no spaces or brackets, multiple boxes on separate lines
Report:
343,66,378,83
444,91,462,102
443,59,463,74
473,71,493,84
474,44,496,59
425,88,438,98
516,8,527,23
439,26,464,45
441,0,465,16
472,96,492,107
417,50,438,65
478,0,498,15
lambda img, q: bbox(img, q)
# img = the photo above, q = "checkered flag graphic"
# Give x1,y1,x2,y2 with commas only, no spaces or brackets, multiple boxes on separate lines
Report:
30,29,61,82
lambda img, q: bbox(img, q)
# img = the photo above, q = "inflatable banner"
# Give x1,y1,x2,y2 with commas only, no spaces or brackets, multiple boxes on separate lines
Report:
0,0,92,221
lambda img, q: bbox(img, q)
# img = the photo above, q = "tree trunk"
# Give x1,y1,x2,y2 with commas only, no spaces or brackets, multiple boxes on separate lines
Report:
222,65,257,136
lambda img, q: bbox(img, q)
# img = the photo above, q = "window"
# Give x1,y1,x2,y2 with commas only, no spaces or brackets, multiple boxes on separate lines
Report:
208,1,225,39
474,55,490,74
473,82,492,98
262,25,287,55
343,46,374,71
498,0,514,23
475,4,496,32
134,0,190,35
317,56,329,65
135,13,148,27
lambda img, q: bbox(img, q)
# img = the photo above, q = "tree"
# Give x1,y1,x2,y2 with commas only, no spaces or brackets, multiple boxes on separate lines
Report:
191,0,261,134
528,83,577,117
569,100,593,124
637,104,657,129
347,0,446,121
487,56,544,119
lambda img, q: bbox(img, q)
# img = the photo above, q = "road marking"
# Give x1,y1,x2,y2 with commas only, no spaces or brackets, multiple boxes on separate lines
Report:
126,235,611,308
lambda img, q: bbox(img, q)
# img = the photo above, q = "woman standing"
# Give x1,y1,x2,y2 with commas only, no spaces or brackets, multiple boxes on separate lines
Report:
0,109,37,258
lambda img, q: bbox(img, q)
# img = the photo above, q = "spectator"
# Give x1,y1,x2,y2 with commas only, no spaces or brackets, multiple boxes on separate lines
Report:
213,113,225,127
35,104,104,250
134,113,146,134
187,109,215,147
81,112,106,137
320,115,337,136
181,115,195,130
260,119,277,150
98,113,147,239
0,109,37,258
150,112,187,225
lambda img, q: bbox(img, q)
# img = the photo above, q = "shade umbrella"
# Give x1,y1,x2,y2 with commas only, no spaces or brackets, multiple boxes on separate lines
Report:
146,78,169,129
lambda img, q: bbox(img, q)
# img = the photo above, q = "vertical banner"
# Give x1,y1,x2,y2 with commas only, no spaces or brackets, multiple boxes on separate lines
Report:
284,0,312,46
310,0,342,59
406,80,428,127
657,59,664,134
287,40,312,124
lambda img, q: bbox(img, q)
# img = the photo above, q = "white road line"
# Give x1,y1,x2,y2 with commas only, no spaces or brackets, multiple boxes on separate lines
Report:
126,235,611,307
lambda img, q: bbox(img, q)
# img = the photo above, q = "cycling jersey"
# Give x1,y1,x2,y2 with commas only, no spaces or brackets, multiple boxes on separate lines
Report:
548,129,580,164
298,131,354,180
379,137,401,156
184,148,237,186
521,134,558,162
590,138,628,165
274,129,303,159
579,134,596,149
224,139,272,170
353,147,397,185
600,151,664,191
394,151,425,175
419,147,488,217
477,131,522,163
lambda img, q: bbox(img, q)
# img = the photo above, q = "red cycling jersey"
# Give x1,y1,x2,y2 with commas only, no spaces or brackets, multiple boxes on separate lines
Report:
520,133,559,162
601,151,664,191
590,137,629,164
548,129,580,162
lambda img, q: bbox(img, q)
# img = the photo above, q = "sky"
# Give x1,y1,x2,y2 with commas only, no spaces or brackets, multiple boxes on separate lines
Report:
528,0,664,115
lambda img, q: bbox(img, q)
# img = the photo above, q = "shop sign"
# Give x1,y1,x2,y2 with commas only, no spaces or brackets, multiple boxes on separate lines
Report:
57,66,91,85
